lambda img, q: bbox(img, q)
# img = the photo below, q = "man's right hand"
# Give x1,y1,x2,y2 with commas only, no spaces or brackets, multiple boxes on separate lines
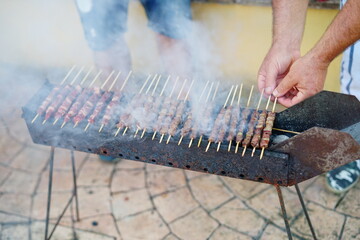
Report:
257,44,300,96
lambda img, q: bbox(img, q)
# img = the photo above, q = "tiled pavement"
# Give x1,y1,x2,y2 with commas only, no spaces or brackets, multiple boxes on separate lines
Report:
0,66,359,239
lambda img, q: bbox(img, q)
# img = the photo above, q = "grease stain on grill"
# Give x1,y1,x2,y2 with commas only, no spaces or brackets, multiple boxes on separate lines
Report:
92,221,98,226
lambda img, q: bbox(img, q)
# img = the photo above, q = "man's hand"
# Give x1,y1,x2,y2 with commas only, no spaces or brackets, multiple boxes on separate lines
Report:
257,44,300,96
272,52,329,107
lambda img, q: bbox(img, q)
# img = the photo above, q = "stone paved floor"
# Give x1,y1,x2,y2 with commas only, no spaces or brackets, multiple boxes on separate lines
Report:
0,65,359,239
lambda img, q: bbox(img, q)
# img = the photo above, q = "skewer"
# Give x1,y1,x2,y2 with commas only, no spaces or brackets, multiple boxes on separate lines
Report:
141,75,173,139
114,74,153,137
228,83,243,152
260,97,277,159
123,74,157,136
235,85,254,155
84,70,122,132
52,67,85,125
31,66,77,124
198,81,218,148
251,89,264,157
153,77,183,141
73,70,114,128
159,78,192,143
43,67,84,125
272,128,300,135
98,70,126,133
206,85,234,152
216,85,238,152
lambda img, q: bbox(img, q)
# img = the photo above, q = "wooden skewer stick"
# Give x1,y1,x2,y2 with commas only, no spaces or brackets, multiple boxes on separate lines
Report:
61,69,102,129
45,67,84,125
251,88,264,157
98,70,130,133
217,85,238,152
141,75,172,139
160,78,193,143
238,85,254,156
154,77,183,141
31,65,76,124
229,83,243,152
183,80,209,147
198,81,217,148
272,128,300,135
122,74,155,136
133,74,162,137
86,70,123,132
53,66,86,125
206,85,234,152
260,97,277,160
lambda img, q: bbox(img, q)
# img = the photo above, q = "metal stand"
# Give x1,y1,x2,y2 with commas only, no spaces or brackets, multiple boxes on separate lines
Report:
275,184,317,240
44,147,80,240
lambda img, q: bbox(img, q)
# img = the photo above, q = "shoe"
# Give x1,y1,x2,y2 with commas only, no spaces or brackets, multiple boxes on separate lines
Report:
325,160,360,194
98,155,121,163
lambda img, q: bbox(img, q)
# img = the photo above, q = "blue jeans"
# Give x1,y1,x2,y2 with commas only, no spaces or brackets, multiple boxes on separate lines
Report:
75,0,192,51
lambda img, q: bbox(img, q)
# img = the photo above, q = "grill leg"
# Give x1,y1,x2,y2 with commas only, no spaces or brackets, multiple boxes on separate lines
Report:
295,184,317,240
70,150,80,221
44,147,55,240
275,185,293,240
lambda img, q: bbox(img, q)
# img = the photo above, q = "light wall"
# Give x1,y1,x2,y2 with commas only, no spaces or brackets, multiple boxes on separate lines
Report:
0,1,340,91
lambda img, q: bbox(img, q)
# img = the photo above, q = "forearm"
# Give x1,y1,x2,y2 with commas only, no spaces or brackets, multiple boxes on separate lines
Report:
309,0,360,65
272,0,309,50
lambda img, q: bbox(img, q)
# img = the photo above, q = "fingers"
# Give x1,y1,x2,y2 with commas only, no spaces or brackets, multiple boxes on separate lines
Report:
263,63,279,96
273,74,297,98
277,91,306,108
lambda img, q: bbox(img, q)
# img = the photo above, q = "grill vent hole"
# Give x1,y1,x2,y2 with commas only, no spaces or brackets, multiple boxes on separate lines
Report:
102,150,107,154
203,168,208,172
87,148,92,152
221,171,226,175
119,153,123,157
258,177,264,182
168,162,173,166
73,146,77,149
185,165,191,169
135,156,139,160
277,180,283,185
239,174,245,178
151,159,156,163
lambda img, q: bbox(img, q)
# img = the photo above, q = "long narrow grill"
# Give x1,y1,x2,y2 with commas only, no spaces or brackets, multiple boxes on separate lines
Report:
23,67,360,186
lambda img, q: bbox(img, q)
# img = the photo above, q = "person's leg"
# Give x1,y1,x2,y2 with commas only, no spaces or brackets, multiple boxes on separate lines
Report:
326,40,360,193
140,0,192,79
75,0,131,73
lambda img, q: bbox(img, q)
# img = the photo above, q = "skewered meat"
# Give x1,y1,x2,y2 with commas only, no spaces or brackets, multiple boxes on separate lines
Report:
37,85,61,115
64,88,92,123
180,112,193,136
218,106,233,142
227,106,240,141
101,91,123,126
251,111,267,148
208,108,226,142
54,85,82,120
160,99,179,135
88,91,112,124
169,101,186,136
242,110,259,147
260,111,276,148
44,85,73,120
73,87,102,124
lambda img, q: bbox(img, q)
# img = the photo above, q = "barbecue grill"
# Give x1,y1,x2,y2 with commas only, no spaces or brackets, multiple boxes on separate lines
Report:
22,68,360,240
